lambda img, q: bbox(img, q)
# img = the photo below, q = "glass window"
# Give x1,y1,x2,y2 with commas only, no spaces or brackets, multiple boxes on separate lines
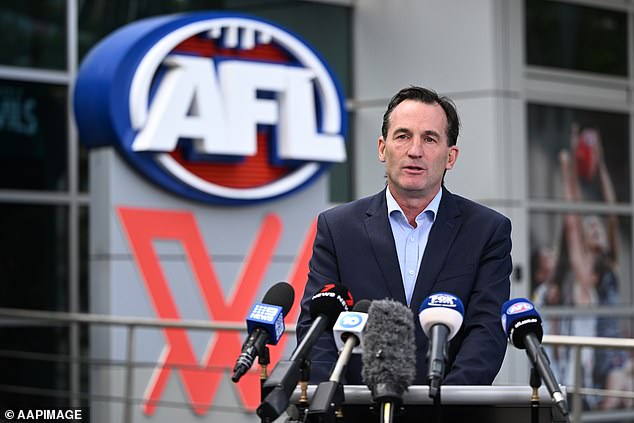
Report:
0,79,67,191
0,326,70,409
525,0,627,76
0,0,66,70
79,143,89,193
0,204,68,311
527,103,630,202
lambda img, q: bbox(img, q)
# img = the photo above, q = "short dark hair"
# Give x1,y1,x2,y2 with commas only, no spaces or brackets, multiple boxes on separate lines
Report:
381,86,460,146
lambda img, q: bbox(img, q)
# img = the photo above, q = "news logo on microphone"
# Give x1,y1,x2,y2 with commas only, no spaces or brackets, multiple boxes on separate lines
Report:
311,283,354,310
332,310,368,353
246,303,284,345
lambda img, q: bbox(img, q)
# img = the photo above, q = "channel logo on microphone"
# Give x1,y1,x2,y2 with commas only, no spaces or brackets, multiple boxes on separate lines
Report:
333,311,367,353
426,293,460,307
339,313,364,329
312,283,354,308
247,304,284,344
506,301,534,315
74,12,347,205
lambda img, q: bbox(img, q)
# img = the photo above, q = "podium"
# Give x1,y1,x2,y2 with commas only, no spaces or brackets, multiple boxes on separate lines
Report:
289,385,568,422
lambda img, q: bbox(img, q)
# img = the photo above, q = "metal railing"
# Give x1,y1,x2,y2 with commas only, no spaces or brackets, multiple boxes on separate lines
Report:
0,306,633,423
543,334,634,422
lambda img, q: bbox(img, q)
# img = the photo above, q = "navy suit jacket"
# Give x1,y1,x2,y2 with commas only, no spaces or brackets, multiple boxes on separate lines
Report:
296,187,512,386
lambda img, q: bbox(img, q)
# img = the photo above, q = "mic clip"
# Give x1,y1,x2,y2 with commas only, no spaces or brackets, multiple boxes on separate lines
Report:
306,380,344,423
258,345,271,380
371,383,405,407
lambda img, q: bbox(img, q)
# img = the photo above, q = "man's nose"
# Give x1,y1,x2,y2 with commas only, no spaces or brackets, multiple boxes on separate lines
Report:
407,138,425,157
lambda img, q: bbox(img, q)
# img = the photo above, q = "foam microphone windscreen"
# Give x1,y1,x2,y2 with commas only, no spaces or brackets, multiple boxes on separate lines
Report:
361,299,416,398
501,298,543,349
262,281,295,316
310,283,354,328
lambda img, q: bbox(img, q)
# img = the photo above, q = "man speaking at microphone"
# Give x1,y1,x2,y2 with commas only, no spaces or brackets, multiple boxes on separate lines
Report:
297,86,513,387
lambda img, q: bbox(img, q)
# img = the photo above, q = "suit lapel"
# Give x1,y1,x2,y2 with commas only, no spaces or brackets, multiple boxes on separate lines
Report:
364,190,407,303
410,187,463,309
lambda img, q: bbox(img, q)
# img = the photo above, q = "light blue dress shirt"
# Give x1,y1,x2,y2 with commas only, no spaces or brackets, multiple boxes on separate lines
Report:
386,187,442,305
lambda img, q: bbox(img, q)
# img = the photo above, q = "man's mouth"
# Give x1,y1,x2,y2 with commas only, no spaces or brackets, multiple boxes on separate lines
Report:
403,165,424,173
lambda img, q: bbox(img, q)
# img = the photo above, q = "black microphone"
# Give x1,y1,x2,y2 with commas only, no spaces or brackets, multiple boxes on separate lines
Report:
362,299,416,423
306,299,371,422
502,298,569,418
418,292,464,399
256,283,353,421
232,281,295,383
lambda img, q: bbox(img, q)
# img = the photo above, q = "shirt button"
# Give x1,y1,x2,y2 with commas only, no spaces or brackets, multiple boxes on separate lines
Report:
408,269,414,275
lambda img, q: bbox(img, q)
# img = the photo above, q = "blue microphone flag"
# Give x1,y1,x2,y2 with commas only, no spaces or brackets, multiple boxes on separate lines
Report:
501,298,543,349
246,303,284,345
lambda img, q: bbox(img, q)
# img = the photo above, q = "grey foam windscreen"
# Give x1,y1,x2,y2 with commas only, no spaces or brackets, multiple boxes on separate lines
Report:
361,299,416,396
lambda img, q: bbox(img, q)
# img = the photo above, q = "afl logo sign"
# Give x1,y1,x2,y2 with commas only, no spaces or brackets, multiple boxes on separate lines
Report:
73,13,347,205
506,301,534,315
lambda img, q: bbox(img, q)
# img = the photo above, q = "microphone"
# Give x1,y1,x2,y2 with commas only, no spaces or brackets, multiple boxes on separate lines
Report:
502,298,569,418
418,292,464,399
306,299,371,422
362,299,416,423
256,283,353,421
231,281,295,383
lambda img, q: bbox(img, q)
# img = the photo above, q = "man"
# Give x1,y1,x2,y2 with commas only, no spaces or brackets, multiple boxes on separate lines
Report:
297,86,512,385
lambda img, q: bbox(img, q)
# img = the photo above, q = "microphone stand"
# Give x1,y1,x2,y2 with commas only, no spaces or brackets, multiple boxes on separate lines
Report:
259,346,271,400
432,387,441,423
282,359,311,423
306,337,354,423
530,366,541,423
298,359,311,412
259,347,271,423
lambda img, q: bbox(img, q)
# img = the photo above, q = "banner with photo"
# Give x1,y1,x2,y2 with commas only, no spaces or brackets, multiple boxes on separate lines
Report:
528,103,633,411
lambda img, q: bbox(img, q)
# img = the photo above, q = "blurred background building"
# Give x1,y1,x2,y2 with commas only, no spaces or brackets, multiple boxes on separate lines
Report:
0,0,632,421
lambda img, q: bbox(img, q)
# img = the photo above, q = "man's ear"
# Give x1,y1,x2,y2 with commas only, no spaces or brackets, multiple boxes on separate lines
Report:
378,137,386,162
446,146,459,170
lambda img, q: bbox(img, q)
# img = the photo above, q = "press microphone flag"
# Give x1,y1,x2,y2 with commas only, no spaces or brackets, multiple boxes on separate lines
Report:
362,299,416,423
332,299,370,354
257,283,353,421
501,298,569,418
305,300,371,422
418,292,464,399
231,281,295,382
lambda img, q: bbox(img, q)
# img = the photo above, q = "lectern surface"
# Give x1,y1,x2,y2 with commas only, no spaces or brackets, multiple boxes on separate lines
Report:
289,385,568,423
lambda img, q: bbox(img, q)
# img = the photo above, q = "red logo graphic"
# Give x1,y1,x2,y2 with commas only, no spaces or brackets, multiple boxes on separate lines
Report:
319,283,353,307
117,207,316,414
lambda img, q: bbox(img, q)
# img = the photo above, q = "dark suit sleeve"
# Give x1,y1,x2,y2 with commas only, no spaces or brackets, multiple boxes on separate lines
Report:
296,212,341,383
443,215,512,385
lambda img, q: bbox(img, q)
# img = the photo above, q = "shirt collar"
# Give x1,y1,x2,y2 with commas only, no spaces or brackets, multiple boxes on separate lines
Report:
386,186,442,222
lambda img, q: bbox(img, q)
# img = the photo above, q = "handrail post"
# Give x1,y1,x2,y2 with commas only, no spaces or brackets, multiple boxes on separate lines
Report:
124,324,136,423
572,346,582,423
70,320,80,408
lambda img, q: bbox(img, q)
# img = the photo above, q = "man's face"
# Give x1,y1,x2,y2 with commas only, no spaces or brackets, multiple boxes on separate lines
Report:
378,99,458,201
